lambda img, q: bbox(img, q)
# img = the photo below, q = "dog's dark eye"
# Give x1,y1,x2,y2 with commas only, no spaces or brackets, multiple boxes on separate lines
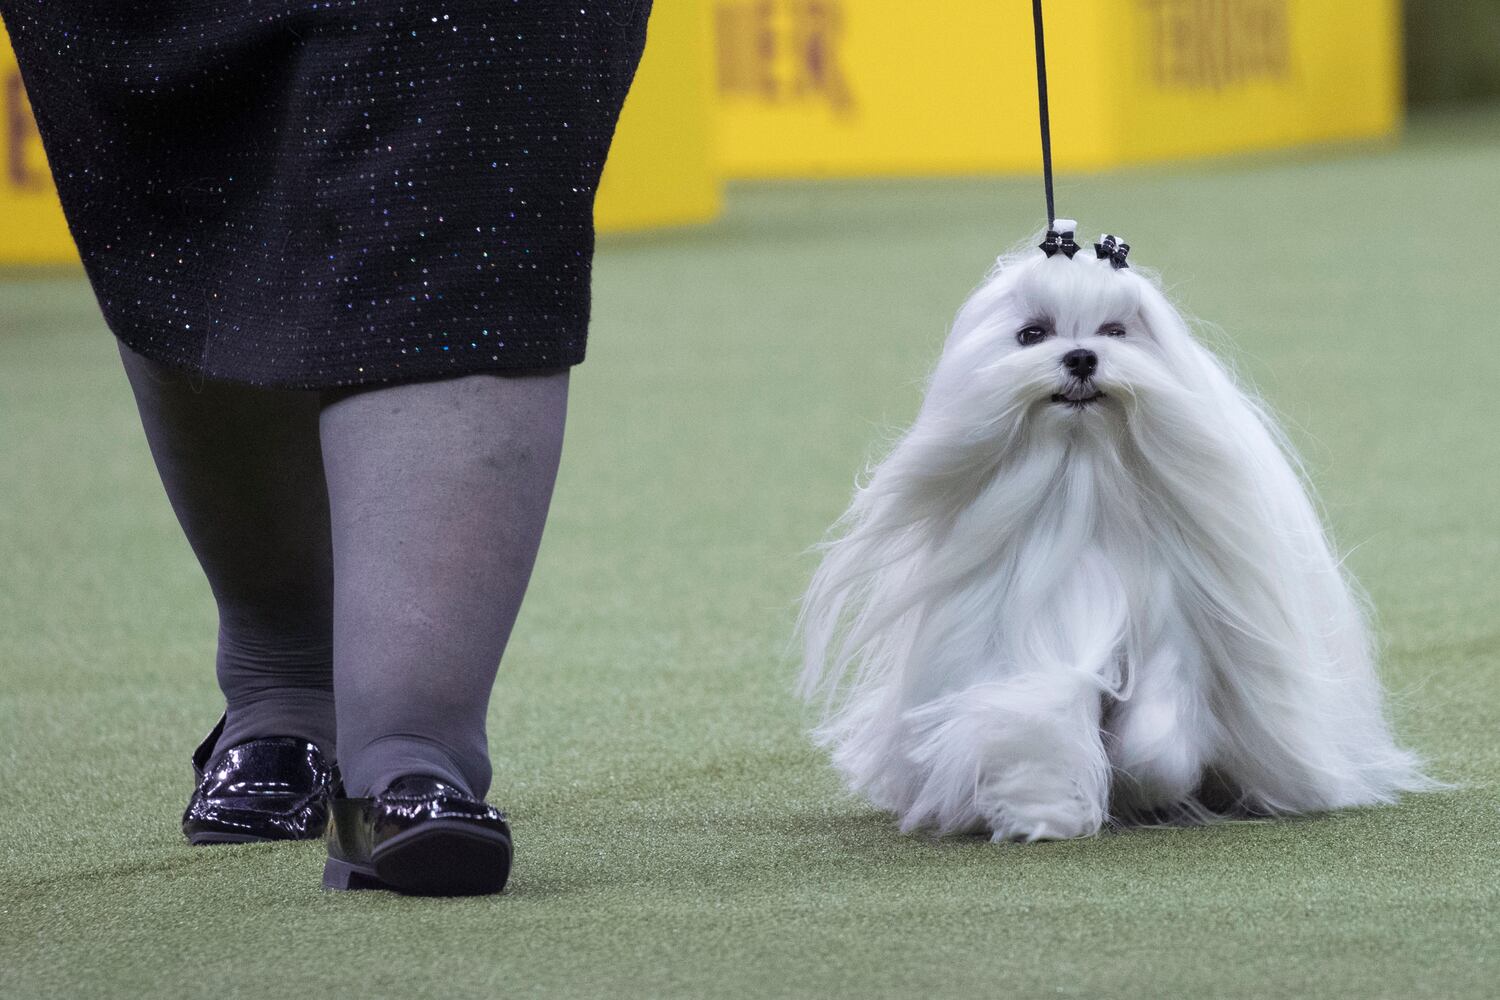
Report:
1016,325,1050,347
1099,323,1127,338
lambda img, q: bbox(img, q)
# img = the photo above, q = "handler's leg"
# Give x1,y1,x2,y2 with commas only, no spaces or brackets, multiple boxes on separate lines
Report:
317,370,568,799
116,341,337,758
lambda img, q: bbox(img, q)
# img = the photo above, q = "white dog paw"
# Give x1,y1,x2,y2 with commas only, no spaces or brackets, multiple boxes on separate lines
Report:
983,789,1105,843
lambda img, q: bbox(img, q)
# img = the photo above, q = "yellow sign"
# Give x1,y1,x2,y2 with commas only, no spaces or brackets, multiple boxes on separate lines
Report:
0,0,1405,263
597,0,721,233
1,41,75,264
713,0,1401,176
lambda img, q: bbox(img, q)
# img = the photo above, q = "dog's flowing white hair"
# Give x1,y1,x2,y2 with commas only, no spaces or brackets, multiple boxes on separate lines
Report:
798,234,1431,841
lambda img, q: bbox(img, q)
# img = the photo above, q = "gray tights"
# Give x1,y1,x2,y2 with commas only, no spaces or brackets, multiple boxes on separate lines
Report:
117,340,567,798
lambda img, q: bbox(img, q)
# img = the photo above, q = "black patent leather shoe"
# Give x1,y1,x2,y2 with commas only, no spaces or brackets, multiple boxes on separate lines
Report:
323,776,512,896
181,714,337,846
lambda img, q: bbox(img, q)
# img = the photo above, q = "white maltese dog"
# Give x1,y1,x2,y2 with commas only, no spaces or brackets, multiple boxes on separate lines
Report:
798,225,1430,842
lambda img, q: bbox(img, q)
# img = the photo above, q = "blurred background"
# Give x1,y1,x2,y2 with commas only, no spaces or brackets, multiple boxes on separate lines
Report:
3,3,1498,998
4,1,1499,252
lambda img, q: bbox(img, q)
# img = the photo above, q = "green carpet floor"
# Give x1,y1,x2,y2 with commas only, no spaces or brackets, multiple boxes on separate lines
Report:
2,105,1498,998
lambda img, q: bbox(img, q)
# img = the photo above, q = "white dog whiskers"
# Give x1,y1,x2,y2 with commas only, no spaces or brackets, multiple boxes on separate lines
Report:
797,234,1432,842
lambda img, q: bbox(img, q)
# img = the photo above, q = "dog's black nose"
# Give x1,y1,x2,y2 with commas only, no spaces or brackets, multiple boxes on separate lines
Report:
1062,348,1097,379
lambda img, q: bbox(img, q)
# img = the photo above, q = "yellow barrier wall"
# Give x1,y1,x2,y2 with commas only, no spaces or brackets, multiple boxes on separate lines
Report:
597,1,722,233
1,41,75,264
714,0,1401,176
0,1,1404,262
0,4,720,265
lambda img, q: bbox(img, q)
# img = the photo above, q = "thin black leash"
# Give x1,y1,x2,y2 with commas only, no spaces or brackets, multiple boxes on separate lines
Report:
1031,0,1055,228
1031,0,1120,263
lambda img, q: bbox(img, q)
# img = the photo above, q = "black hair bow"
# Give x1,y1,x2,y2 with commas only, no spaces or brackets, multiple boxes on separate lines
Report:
1039,228,1080,259
1094,234,1130,269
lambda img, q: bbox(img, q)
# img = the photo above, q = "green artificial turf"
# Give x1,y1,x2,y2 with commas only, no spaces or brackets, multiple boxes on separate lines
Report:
2,105,1498,998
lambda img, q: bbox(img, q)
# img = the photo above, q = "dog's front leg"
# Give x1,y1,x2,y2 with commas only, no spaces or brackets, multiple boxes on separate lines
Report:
905,670,1111,842
975,670,1112,842
1105,638,1217,819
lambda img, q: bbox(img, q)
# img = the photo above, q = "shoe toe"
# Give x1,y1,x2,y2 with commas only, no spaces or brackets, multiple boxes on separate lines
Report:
182,728,336,845
323,776,512,896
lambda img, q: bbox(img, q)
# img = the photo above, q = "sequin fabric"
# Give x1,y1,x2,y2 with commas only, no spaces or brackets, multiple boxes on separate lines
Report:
0,1,651,388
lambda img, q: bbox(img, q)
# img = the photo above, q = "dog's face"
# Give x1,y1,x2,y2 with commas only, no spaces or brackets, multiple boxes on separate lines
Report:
931,249,1209,442
1012,257,1139,414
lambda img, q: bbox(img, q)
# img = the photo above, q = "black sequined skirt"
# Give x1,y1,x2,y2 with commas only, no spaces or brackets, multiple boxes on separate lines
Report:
1,1,651,388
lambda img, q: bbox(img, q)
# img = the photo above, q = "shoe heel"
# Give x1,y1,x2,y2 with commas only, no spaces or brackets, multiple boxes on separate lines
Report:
322,856,388,892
